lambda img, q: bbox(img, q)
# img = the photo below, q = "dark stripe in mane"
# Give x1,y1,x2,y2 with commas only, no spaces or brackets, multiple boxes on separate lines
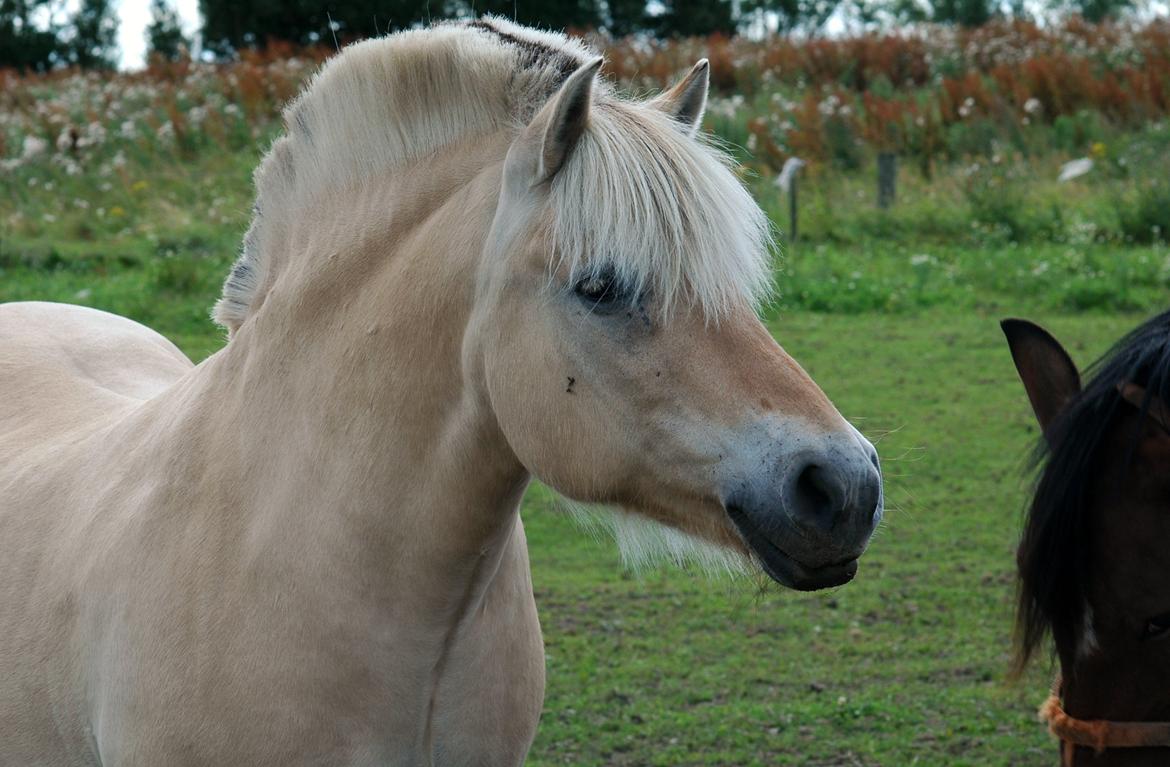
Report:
1017,308,1170,669
466,20,582,82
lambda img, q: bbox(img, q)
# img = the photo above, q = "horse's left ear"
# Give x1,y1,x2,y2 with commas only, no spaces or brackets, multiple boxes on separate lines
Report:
1001,318,1081,438
533,56,604,183
1118,381,1170,434
649,59,710,135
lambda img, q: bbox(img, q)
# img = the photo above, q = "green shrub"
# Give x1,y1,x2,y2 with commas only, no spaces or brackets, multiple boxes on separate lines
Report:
1116,179,1170,244
962,164,1034,242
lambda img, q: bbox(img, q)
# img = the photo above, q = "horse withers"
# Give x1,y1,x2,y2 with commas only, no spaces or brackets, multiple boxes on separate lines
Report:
1004,314,1170,766
0,19,882,766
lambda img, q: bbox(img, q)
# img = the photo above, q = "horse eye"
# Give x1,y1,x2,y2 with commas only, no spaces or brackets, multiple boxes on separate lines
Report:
573,269,623,307
1144,613,1170,640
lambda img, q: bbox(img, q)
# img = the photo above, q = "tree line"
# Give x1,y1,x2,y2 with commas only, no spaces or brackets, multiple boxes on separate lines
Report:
0,0,1139,72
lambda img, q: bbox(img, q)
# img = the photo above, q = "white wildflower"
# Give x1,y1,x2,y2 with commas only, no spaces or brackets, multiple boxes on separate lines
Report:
56,129,74,153
21,135,49,159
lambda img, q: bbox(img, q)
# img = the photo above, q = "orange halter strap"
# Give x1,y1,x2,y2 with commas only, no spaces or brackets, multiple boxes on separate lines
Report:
1040,675,1170,765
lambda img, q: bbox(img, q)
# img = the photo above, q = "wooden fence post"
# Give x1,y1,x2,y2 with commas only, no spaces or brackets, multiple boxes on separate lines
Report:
778,157,805,245
878,152,897,209
788,171,799,244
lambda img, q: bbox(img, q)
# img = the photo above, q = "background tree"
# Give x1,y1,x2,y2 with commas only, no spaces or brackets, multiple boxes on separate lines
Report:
470,0,603,30
1069,0,1133,21
63,0,117,68
930,0,996,25
742,0,841,33
606,0,648,36
0,0,62,71
199,0,614,54
199,0,399,54
146,0,189,61
653,0,736,36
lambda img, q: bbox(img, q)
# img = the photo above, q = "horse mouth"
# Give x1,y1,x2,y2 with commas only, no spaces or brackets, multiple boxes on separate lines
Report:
726,506,858,591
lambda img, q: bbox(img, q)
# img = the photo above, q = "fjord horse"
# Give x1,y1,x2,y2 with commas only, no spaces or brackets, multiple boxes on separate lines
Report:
0,19,882,765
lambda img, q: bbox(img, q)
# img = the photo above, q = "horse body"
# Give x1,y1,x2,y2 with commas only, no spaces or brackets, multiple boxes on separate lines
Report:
0,19,882,765
0,146,543,766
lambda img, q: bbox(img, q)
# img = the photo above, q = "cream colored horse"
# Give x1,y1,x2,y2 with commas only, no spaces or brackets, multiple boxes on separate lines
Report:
0,19,882,766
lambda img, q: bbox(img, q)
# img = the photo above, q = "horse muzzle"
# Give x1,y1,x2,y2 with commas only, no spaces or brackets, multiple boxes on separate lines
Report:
722,424,883,591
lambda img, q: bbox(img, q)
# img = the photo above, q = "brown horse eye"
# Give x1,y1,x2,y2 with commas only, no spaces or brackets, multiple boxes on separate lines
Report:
573,268,623,307
577,277,613,301
1144,613,1170,639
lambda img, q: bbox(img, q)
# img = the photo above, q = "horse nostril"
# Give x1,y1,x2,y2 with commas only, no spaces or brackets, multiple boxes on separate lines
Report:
789,464,846,533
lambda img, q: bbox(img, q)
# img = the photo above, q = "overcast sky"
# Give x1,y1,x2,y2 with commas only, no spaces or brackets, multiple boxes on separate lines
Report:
117,0,201,69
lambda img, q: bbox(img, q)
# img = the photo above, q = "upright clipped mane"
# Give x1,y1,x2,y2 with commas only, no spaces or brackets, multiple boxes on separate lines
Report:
213,17,772,332
1016,309,1170,669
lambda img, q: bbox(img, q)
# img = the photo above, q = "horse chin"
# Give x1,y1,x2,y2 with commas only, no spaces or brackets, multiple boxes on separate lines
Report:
727,506,859,591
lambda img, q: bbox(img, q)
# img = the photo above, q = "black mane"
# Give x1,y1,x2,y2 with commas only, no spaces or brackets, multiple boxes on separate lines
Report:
1017,308,1170,669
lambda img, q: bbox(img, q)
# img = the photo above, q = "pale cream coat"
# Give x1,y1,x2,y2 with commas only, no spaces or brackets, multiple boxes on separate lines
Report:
0,19,882,766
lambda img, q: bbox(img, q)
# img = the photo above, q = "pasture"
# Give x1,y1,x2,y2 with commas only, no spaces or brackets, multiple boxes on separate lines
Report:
2,26,1169,765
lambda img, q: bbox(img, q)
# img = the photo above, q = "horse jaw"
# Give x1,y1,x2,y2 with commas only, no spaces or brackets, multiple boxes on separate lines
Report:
563,500,752,578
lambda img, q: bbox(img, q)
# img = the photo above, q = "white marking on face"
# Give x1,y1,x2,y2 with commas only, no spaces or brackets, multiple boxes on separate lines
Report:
1078,602,1099,659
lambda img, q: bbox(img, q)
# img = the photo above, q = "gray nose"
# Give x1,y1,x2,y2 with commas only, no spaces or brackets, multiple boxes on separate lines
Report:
785,449,881,537
723,426,882,589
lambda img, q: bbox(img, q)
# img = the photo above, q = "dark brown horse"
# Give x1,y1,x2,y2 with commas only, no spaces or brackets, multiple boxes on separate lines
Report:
1003,313,1170,766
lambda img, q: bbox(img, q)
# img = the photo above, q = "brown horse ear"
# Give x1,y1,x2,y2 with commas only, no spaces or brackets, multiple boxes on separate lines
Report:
1001,319,1082,437
649,59,710,135
1118,382,1170,432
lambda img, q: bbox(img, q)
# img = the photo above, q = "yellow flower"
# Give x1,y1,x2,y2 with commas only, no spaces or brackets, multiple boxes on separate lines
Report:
110,206,125,217
1091,142,1107,158
131,180,149,192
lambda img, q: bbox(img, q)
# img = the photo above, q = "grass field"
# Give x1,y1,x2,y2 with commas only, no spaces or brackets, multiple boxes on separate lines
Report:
3,31,1170,765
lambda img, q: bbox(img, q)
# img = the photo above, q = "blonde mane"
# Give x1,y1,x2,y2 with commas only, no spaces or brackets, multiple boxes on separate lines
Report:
214,17,772,331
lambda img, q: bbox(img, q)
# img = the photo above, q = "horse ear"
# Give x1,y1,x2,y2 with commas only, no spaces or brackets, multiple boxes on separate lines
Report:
649,59,710,135
533,57,603,183
1117,382,1170,433
1001,319,1082,436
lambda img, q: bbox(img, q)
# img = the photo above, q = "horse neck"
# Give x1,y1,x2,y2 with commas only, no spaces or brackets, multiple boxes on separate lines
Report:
174,134,529,598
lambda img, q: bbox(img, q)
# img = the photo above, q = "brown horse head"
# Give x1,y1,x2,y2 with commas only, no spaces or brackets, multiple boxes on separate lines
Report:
1004,313,1170,766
